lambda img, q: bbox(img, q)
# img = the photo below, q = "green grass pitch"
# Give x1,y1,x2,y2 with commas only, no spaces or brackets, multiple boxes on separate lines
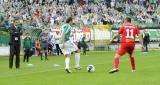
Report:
0,50,160,85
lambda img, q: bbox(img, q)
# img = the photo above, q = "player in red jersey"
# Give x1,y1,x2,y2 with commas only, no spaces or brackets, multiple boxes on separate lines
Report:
109,17,144,73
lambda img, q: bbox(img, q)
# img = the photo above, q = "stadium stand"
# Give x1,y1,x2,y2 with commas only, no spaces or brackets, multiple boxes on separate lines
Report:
0,0,160,47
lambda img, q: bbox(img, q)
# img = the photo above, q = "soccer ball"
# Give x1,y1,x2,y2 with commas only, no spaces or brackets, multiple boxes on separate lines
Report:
87,65,95,72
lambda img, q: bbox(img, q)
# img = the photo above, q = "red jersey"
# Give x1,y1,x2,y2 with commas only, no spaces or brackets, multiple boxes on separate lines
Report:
118,23,140,43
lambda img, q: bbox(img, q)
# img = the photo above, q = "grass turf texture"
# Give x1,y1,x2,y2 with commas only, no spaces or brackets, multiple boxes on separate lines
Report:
0,50,160,85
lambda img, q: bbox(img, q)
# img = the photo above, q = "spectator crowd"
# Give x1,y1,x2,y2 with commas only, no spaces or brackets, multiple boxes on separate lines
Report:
0,0,160,30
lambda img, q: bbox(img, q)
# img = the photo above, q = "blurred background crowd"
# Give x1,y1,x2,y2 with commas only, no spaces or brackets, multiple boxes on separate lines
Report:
0,0,160,30
0,0,160,56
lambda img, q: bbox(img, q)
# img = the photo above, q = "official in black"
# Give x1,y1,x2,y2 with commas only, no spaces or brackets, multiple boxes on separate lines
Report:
142,30,150,52
8,19,23,69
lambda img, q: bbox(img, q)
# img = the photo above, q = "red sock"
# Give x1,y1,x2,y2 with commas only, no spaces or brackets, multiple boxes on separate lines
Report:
130,57,135,70
114,58,119,69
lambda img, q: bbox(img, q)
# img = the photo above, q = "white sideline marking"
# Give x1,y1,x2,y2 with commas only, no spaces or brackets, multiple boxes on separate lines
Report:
0,52,157,78
0,62,115,78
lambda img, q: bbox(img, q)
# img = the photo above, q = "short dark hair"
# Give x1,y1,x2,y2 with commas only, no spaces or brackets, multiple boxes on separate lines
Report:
66,17,73,23
125,17,131,23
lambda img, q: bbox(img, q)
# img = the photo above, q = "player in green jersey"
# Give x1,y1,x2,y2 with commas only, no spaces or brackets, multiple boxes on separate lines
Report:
59,17,81,73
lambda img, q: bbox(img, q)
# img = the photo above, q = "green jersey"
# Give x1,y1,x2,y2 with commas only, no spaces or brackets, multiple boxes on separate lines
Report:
59,24,72,44
23,37,32,49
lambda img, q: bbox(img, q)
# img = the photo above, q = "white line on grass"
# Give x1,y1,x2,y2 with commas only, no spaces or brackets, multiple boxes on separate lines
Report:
0,52,157,78
0,61,116,78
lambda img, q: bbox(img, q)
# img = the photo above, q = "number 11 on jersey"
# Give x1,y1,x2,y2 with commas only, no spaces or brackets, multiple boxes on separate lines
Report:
126,29,134,39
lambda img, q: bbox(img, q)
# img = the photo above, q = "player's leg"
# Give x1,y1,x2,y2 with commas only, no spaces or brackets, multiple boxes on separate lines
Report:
75,49,81,70
45,51,48,60
129,51,136,72
44,48,48,60
143,42,147,52
114,53,121,69
63,46,72,73
67,40,81,70
23,49,27,62
127,43,136,72
109,53,121,73
40,49,43,61
9,46,14,69
37,48,41,56
71,41,81,69
15,46,20,69
26,49,30,63
55,44,60,55
65,53,72,73
146,43,148,52
59,47,63,55
83,46,87,55
113,45,126,70
60,42,72,73
56,44,63,55
109,45,126,73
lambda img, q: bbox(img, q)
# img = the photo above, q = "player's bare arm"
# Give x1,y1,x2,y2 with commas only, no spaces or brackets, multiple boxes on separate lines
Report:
110,33,119,43
62,32,65,49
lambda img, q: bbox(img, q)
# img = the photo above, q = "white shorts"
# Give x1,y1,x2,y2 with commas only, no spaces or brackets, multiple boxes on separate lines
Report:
60,40,78,55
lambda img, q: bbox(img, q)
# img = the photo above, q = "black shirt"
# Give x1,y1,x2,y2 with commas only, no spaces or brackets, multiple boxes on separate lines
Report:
9,24,22,45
